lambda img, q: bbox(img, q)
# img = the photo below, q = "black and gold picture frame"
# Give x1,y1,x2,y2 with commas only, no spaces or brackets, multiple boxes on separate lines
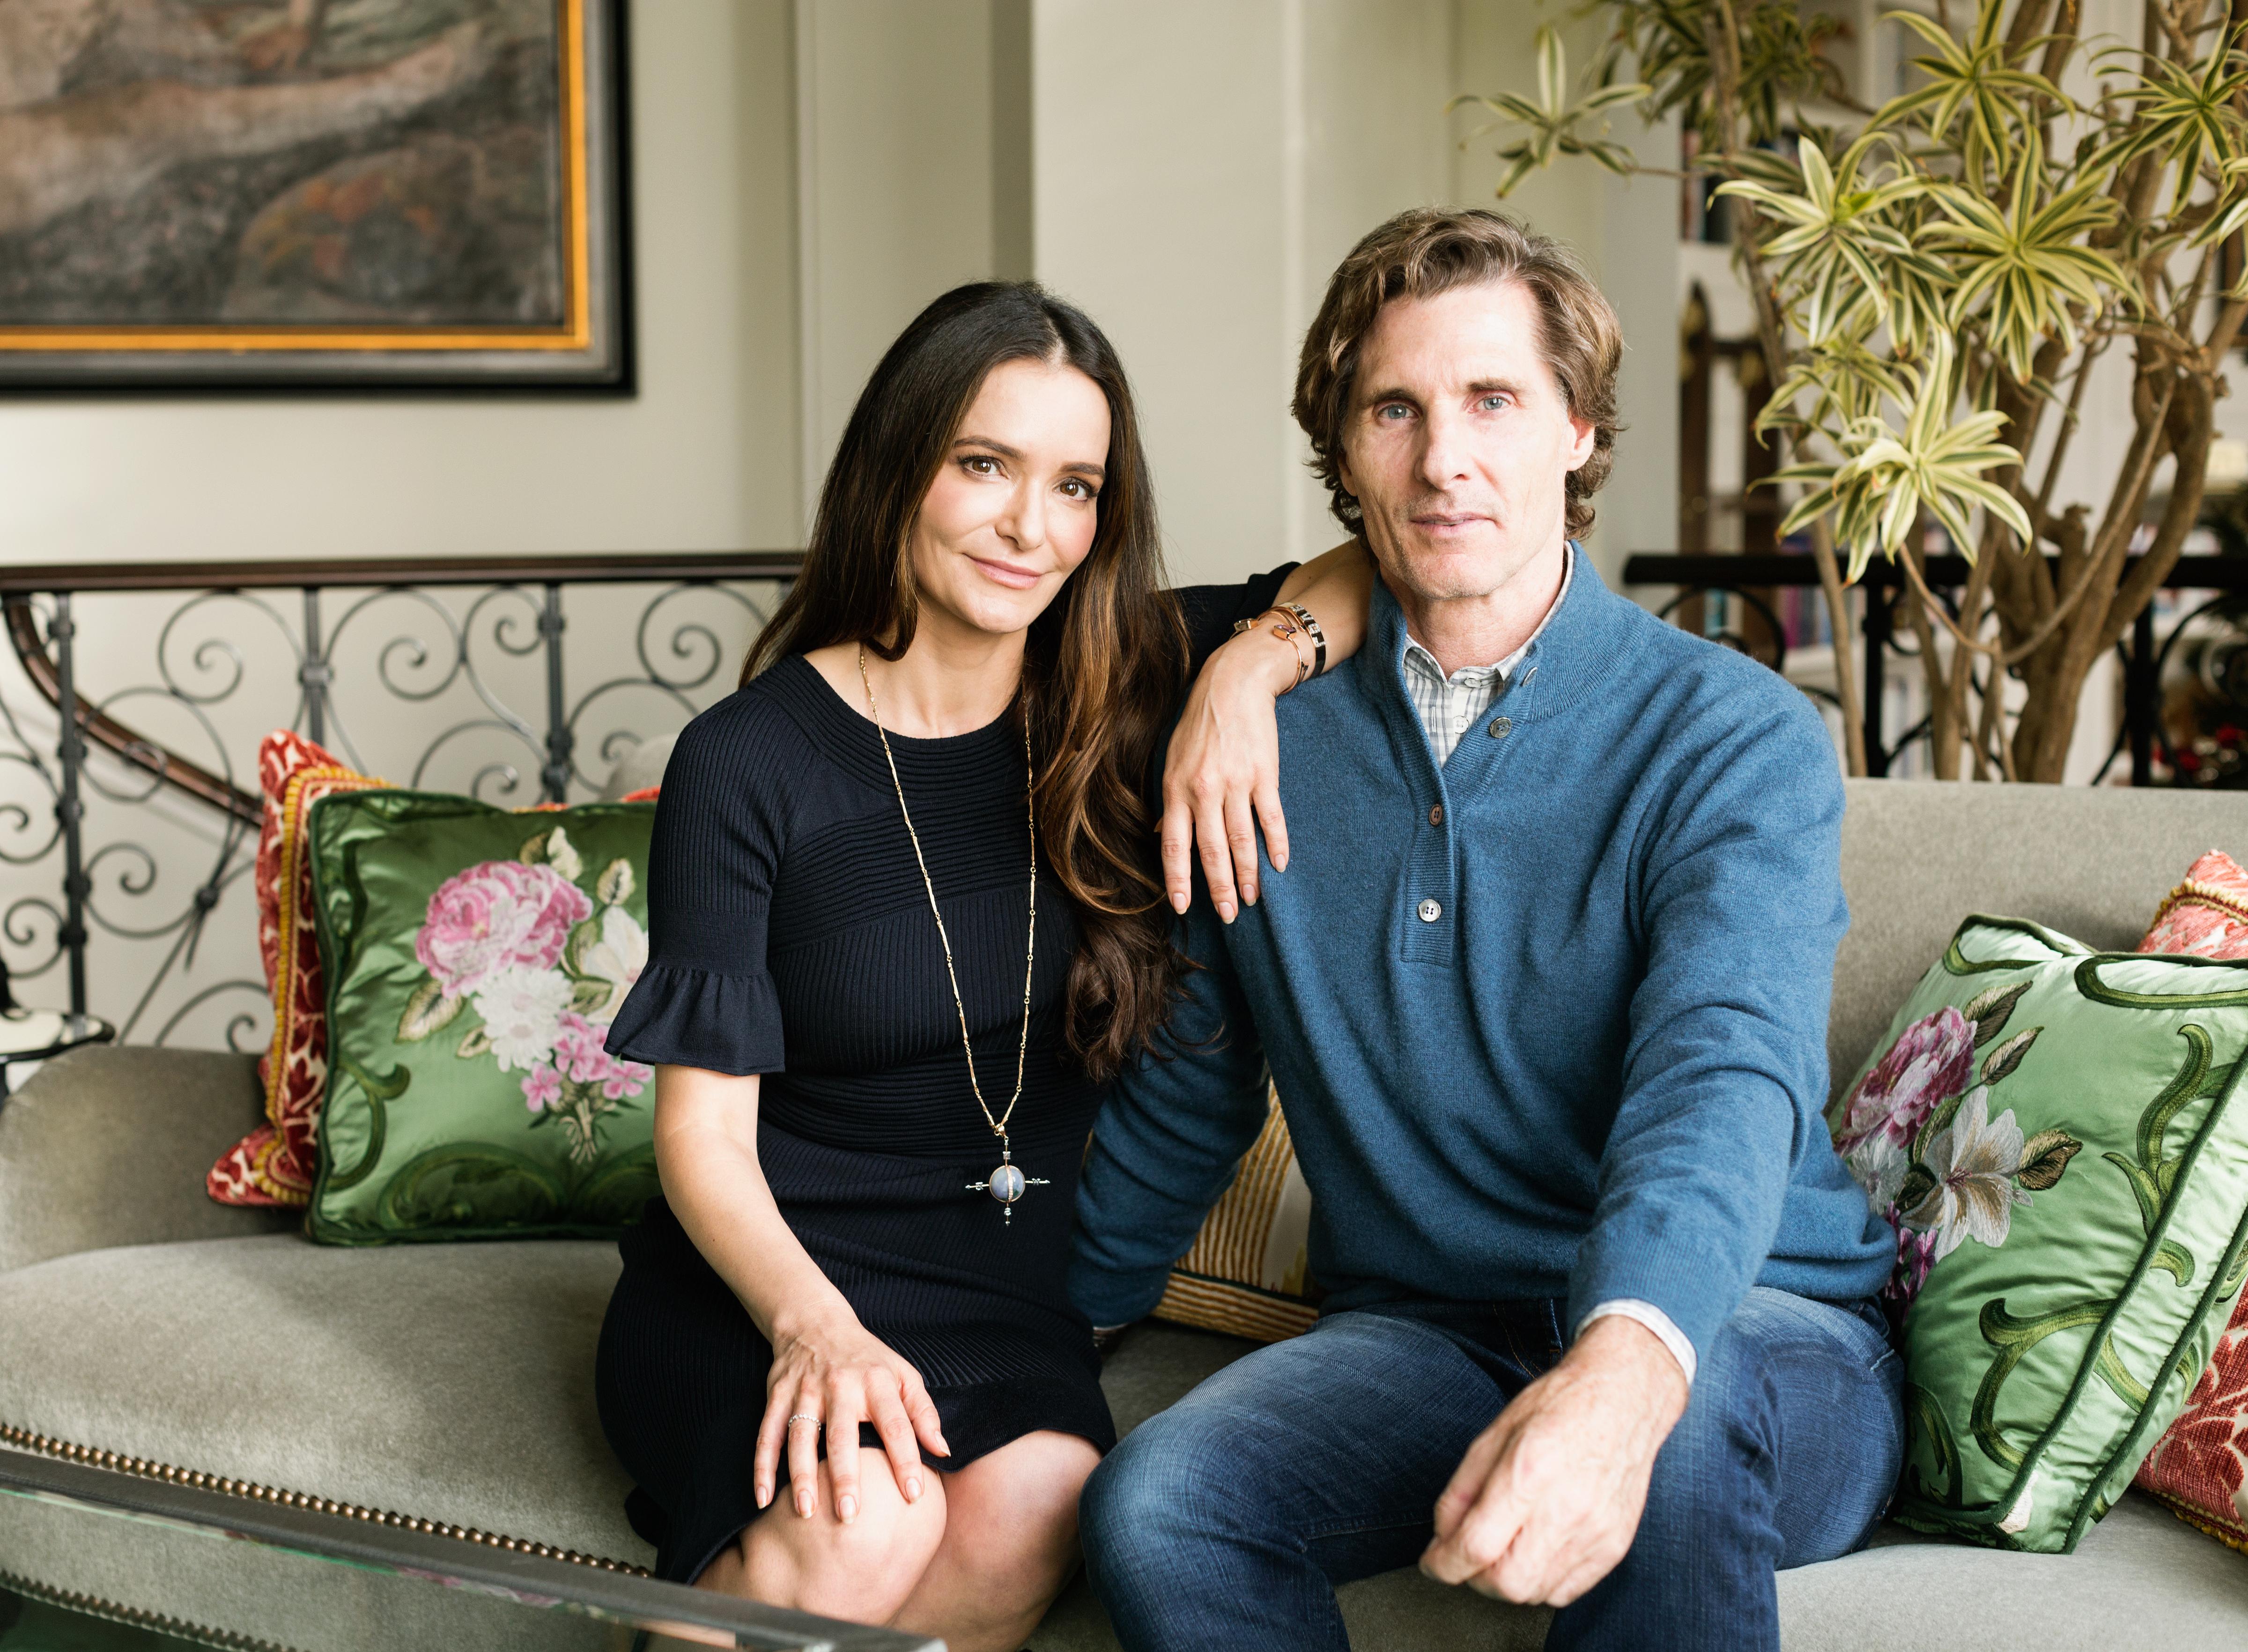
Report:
0,0,631,392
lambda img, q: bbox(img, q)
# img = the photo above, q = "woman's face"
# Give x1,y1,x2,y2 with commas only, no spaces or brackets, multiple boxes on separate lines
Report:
908,357,1110,642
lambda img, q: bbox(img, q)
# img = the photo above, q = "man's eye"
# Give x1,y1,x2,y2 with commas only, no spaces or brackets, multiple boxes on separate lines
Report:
1479,394,1509,411
1378,404,1411,421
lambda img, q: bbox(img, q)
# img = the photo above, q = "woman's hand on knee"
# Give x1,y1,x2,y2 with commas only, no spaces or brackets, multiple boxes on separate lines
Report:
754,1312,951,1522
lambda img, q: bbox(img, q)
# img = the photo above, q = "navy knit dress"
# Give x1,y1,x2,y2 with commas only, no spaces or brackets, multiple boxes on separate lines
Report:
595,577,1285,1584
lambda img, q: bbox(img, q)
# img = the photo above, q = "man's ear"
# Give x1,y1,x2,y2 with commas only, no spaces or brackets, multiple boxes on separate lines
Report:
1563,410,1597,474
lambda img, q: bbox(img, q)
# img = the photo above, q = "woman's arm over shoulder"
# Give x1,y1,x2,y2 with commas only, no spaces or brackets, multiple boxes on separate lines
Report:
1161,541,1375,919
1168,541,1373,679
1273,540,1372,672
1175,564,1298,677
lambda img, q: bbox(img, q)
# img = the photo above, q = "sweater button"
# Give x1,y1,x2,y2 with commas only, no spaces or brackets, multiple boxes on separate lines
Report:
1488,716,1513,738
1428,804,1444,826
1417,898,1442,923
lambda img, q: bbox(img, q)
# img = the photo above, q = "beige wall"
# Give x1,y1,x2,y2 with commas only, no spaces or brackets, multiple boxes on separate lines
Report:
794,0,1011,509
0,0,1677,585
1032,0,1675,585
0,0,804,566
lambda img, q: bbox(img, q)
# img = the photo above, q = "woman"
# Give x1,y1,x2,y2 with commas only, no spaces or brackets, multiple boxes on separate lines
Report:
596,281,1367,1651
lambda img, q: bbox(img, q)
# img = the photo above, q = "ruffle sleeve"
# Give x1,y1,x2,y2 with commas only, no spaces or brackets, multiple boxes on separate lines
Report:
605,962,785,1076
601,693,794,1077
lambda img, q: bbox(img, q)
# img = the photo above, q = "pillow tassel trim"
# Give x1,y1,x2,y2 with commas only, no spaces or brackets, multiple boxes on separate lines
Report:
206,734,388,1210
2147,1490,2248,1556
2147,880,2248,937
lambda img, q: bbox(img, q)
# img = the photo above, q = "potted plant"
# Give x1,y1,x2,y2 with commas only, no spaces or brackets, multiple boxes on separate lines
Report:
1464,0,2248,780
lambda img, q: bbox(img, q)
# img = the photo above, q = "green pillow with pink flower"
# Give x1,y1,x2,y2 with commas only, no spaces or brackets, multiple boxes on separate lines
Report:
303,789,659,1244
1827,913,2248,1552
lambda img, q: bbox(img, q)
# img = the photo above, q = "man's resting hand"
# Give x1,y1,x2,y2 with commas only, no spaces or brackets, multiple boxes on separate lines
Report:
1419,1313,1690,1607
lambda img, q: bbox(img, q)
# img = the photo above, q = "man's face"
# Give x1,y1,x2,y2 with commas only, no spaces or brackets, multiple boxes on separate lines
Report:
1336,279,1596,606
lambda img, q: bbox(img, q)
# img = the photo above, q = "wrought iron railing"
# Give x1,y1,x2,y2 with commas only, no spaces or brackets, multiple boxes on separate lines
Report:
0,555,799,1053
5,547,2225,1052
1621,552,2239,786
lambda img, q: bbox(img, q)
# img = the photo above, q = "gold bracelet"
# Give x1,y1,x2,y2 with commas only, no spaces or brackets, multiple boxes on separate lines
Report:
1231,607,1315,689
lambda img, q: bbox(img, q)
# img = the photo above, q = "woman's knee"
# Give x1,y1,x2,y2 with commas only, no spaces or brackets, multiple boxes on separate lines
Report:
732,1453,947,1620
944,1431,1101,1580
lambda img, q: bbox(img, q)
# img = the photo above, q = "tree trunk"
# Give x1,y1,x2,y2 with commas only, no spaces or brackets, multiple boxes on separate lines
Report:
2013,372,2211,781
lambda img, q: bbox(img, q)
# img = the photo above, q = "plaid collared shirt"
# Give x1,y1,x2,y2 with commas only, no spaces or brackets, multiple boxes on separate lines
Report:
1399,548,1574,765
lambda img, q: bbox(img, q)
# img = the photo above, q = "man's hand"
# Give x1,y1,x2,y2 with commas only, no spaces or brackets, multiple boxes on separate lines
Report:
1420,1314,1690,1607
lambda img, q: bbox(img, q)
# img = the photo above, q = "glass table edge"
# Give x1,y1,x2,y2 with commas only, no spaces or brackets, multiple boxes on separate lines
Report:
0,1445,939,1652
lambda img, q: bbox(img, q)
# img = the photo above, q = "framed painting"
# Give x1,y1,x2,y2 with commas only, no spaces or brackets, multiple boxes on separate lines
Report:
0,0,631,393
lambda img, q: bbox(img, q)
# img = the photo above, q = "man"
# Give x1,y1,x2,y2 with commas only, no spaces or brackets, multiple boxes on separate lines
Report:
1069,207,1903,1652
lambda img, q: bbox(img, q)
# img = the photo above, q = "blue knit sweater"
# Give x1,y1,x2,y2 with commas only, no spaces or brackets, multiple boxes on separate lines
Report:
1069,556,1893,1361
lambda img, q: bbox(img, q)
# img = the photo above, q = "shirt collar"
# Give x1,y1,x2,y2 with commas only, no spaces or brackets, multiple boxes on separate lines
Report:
1398,543,1575,685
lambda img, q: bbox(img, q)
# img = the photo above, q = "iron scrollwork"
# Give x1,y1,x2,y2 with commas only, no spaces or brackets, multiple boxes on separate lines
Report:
1625,553,2231,785
0,557,796,1055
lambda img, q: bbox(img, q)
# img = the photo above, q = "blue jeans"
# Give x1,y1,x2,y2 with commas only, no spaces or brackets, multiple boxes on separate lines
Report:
1079,1288,1904,1652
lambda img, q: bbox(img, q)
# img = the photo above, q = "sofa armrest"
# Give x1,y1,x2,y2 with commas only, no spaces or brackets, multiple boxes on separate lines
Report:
0,1046,299,1275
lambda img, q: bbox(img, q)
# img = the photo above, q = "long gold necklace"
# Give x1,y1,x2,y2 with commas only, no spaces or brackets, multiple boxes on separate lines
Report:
858,645,1049,1223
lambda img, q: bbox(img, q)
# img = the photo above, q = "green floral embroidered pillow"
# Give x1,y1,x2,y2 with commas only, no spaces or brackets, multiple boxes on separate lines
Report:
305,791,661,1244
1830,915,2248,1552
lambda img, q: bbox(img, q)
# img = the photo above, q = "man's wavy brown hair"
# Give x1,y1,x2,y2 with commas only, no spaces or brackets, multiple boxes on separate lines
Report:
741,282,1187,1080
1294,207,1622,541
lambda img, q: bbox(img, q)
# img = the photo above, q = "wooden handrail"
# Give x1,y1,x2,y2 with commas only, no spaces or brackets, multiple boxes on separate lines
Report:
4,594,260,827
0,550,804,596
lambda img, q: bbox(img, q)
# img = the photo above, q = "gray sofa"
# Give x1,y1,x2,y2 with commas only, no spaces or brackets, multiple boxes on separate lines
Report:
5,779,2248,1650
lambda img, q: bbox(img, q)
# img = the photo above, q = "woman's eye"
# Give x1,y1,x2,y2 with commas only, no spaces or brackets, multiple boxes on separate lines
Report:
1058,478,1098,501
963,455,1000,476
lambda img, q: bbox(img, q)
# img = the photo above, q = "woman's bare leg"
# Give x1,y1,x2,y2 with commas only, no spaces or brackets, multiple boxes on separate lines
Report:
697,1449,947,1627
890,1430,1100,1652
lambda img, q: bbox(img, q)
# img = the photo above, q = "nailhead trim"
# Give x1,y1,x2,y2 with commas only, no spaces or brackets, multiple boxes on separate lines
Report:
0,1421,649,1577
0,1566,294,1652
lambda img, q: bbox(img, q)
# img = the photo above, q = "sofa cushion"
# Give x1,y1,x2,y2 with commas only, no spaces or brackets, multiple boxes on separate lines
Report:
1830,781,2248,1103
2134,849,2248,1552
0,1050,296,1278
2,1241,2241,1647
2141,849,2248,959
1151,1084,1319,1343
0,1235,649,1565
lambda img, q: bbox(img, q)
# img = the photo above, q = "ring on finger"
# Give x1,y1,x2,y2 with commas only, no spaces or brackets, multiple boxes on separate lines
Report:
786,1412,821,1432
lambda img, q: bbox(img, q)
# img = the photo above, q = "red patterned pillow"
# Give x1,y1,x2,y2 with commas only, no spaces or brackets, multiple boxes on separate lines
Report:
2132,848,2248,1551
2140,850,2248,959
205,733,388,1208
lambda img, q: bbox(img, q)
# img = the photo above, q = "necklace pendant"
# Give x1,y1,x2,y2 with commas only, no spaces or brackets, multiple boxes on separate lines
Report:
967,1151,1051,1223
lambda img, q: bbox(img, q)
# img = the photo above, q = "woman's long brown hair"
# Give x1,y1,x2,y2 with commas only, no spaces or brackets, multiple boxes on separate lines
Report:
741,282,1187,1079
